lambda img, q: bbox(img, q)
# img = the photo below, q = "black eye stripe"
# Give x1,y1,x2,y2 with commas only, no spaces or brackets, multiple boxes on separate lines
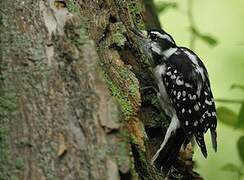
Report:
149,31,175,44
150,33,157,40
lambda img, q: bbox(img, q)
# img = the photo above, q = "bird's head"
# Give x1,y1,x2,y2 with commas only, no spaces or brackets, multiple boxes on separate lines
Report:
132,28,177,56
147,29,176,54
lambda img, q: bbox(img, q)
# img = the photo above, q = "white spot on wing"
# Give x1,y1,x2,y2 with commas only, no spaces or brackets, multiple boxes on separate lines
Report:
176,76,184,85
194,104,199,111
166,71,171,76
205,99,213,105
194,121,198,126
188,94,192,99
171,74,176,79
188,94,197,100
207,111,211,117
177,91,181,99
185,83,192,88
182,91,186,97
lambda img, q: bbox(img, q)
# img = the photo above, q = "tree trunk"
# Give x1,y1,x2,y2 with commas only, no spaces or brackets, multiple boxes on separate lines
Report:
0,0,201,179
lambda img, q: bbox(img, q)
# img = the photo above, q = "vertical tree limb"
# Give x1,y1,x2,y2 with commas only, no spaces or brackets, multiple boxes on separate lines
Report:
0,0,202,179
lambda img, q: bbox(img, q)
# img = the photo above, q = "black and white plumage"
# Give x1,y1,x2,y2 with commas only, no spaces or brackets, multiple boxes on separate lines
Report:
134,28,217,171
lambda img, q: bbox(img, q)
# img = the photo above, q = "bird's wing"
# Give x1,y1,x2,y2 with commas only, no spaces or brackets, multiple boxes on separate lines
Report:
162,48,217,156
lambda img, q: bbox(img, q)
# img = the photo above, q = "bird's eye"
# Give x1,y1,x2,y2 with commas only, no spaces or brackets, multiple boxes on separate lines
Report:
150,34,157,40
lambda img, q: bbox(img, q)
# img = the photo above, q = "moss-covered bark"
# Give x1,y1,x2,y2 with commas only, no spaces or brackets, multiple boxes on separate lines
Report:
0,0,201,179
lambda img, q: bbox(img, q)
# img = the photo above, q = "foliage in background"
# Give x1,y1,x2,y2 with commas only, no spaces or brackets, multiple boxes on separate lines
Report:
155,2,178,14
155,0,218,50
217,86,244,179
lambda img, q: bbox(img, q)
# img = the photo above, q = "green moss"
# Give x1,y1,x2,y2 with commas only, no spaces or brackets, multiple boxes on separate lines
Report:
0,65,17,179
117,136,130,168
0,86,17,179
15,157,24,170
16,138,32,148
102,71,134,119
0,127,10,180
10,175,18,180
63,14,88,48
130,155,139,180
128,1,145,30
130,134,161,180
101,22,127,49
66,0,80,14
118,68,138,97
128,84,138,97
74,28,88,47
38,156,58,180
130,134,148,175
111,32,127,48
109,79,133,117
36,139,59,180
119,68,131,79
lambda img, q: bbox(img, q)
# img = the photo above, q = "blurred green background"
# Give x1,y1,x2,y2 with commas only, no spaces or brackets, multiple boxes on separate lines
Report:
154,0,244,179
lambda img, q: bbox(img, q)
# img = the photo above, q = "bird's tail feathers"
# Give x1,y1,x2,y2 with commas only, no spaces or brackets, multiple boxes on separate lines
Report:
210,128,217,152
195,133,207,158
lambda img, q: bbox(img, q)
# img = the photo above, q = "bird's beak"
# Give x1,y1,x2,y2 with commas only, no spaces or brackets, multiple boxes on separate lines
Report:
130,27,147,39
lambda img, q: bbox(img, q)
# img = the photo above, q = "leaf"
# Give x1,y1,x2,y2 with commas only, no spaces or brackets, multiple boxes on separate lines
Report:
217,106,238,127
231,84,244,91
189,27,200,36
237,136,244,163
221,163,240,172
189,27,218,46
199,34,218,46
155,2,178,14
236,103,244,130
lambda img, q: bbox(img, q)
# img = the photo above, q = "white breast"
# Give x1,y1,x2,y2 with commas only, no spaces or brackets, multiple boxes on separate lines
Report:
154,65,176,117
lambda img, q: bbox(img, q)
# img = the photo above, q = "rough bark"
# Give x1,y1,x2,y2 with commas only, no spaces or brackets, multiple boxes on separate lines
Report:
0,0,201,179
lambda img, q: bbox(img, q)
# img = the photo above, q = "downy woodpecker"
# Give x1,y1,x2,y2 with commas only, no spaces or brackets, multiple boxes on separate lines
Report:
133,28,217,171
